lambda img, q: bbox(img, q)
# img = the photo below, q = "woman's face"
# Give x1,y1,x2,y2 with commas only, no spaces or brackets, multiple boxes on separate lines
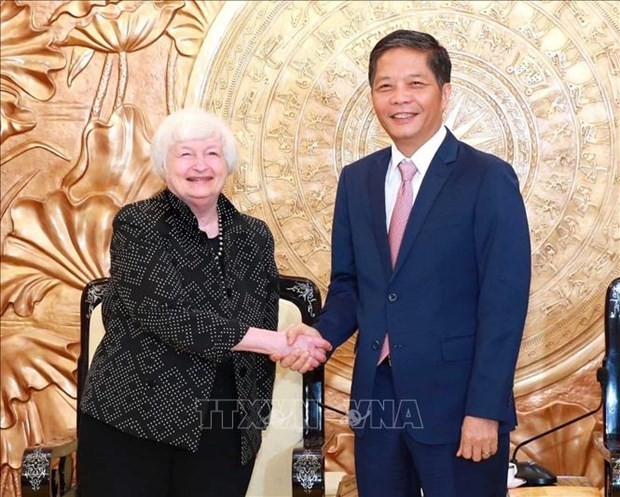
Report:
165,137,228,210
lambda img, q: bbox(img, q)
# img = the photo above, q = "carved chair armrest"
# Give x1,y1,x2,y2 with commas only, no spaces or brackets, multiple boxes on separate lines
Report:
21,434,77,497
277,275,326,496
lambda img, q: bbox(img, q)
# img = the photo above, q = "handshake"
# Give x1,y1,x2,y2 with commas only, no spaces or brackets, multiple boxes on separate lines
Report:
269,324,332,373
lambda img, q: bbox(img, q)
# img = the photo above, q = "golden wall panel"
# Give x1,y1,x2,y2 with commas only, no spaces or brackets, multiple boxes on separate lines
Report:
1,1,618,495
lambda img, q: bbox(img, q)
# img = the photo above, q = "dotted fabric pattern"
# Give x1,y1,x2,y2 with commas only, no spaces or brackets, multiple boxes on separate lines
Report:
80,189,279,464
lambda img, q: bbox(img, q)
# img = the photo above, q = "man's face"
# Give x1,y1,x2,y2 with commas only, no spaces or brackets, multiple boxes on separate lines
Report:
371,47,451,156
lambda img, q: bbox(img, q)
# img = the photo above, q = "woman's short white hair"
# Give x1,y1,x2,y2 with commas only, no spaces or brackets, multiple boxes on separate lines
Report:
151,108,238,178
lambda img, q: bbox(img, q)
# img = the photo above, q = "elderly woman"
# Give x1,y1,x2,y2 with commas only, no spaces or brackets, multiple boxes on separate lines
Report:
78,108,331,497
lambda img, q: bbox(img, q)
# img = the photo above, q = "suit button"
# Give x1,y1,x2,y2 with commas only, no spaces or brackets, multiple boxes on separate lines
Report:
388,293,398,302
372,340,380,350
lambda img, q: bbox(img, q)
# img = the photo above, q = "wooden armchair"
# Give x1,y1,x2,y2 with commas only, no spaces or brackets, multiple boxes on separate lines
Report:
21,275,326,497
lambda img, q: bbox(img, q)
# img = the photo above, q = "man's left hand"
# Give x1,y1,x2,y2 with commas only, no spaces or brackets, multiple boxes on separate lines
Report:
456,416,499,462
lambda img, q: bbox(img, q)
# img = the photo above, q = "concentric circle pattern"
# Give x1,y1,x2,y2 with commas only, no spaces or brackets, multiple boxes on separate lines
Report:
188,0,619,393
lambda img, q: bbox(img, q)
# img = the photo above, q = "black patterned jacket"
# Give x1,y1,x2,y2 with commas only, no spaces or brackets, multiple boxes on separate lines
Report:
80,189,279,464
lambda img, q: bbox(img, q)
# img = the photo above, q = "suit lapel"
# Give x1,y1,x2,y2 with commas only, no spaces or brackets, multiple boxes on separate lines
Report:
392,131,460,277
367,148,392,277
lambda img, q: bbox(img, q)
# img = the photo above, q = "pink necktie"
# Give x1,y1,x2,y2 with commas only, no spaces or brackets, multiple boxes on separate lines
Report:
378,159,418,365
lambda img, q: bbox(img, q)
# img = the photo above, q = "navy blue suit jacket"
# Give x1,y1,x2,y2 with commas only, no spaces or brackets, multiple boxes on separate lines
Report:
315,130,531,445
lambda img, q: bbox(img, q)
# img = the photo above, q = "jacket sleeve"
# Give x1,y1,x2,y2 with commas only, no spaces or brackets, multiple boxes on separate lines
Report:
465,161,531,421
107,207,249,363
315,166,360,348
254,226,279,427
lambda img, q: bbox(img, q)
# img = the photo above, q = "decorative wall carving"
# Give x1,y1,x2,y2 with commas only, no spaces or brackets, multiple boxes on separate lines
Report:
1,1,618,495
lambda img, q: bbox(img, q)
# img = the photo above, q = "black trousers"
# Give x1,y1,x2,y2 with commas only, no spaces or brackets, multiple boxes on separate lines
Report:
78,361,255,497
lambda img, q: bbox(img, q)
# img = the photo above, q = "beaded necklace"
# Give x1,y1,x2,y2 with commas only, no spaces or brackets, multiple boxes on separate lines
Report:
214,206,223,259
213,206,227,298
199,207,223,259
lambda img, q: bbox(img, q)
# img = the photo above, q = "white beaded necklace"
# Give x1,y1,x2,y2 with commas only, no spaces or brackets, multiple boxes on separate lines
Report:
198,207,223,259
214,206,223,259
213,207,227,299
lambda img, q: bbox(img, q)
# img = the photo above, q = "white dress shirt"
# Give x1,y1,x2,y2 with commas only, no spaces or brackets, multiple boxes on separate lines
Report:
385,126,448,230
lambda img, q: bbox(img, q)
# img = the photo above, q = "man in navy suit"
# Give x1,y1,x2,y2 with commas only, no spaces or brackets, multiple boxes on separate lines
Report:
280,29,531,497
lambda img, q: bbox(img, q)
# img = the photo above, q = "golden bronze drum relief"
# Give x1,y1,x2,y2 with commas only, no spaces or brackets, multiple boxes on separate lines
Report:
185,0,619,394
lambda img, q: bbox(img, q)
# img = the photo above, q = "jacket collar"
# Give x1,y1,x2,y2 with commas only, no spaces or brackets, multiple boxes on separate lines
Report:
366,131,460,279
391,130,459,278
163,188,240,232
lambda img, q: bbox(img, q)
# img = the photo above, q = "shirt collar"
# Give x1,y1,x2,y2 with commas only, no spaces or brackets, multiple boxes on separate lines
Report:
389,125,447,176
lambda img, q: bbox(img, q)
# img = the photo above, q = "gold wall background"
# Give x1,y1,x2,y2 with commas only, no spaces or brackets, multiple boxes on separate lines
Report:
1,0,618,495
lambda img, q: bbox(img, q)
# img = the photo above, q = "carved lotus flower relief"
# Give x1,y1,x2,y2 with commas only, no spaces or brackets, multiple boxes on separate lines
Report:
1,105,162,472
0,0,211,487
0,0,65,143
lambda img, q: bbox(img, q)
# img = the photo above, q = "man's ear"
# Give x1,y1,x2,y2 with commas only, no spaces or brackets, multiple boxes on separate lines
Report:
441,82,452,111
